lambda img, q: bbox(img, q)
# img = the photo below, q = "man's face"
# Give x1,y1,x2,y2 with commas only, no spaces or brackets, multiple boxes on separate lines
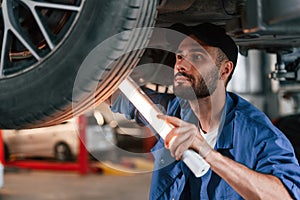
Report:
173,35,220,100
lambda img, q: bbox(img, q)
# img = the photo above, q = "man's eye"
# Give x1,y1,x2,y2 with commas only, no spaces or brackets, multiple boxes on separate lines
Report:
191,54,203,60
176,54,183,60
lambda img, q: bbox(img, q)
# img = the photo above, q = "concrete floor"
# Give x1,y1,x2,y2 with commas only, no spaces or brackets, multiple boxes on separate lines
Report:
0,169,152,200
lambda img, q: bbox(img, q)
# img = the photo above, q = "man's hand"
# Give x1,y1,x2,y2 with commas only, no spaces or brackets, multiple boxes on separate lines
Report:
157,115,213,160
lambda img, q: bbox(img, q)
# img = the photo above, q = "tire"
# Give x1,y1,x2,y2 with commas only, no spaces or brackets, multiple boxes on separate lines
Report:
54,143,73,162
0,0,158,129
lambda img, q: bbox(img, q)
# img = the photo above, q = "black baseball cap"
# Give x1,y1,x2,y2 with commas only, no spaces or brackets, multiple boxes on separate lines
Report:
169,23,238,67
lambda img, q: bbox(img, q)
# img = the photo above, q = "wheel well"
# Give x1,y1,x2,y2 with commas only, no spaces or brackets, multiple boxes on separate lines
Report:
54,141,71,151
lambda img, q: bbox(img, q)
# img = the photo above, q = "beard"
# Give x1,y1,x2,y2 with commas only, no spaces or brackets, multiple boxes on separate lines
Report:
174,68,219,100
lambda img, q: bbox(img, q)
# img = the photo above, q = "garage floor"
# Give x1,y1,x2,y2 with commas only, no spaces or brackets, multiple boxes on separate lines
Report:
1,167,152,200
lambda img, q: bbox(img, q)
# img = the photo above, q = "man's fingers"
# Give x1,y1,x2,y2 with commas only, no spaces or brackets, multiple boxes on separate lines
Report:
165,126,191,146
165,126,196,159
158,114,201,160
157,114,184,127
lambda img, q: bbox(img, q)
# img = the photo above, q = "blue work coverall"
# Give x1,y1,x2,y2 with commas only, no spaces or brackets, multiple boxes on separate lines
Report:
111,89,300,199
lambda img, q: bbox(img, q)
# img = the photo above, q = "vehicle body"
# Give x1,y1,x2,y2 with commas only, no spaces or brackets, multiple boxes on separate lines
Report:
0,0,299,129
3,118,79,161
3,111,117,162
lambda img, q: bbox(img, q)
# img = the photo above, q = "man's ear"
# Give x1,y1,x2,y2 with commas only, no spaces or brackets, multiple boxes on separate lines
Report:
220,60,234,81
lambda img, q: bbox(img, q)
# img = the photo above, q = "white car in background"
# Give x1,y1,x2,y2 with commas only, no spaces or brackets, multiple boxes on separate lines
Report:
2,110,117,162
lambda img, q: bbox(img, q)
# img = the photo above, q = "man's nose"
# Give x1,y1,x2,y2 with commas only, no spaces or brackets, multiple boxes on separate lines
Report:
175,56,191,72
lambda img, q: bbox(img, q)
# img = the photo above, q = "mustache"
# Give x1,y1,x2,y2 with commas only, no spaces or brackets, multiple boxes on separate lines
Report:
174,72,194,81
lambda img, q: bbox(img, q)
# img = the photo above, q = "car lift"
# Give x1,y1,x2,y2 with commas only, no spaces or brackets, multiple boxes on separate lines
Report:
0,115,89,175
0,130,4,165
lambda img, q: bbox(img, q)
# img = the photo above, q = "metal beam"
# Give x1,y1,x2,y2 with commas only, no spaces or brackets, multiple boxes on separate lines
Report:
243,0,300,34
262,0,300,25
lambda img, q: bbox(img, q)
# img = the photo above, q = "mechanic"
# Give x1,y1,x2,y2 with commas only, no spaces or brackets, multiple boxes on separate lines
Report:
107,23,300,199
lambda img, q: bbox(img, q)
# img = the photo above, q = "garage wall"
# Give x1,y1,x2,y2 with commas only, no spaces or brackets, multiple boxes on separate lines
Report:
228,50,280,119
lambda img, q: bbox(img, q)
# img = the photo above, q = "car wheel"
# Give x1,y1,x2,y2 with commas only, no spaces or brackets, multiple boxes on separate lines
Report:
54,143,73,162
0,0,158,129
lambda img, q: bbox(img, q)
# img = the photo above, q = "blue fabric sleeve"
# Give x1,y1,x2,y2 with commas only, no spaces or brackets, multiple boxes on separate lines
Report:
110,91,135,121
254,127,300,199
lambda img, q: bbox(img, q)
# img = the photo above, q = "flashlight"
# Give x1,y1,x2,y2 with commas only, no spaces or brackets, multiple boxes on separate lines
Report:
119,77,210,177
